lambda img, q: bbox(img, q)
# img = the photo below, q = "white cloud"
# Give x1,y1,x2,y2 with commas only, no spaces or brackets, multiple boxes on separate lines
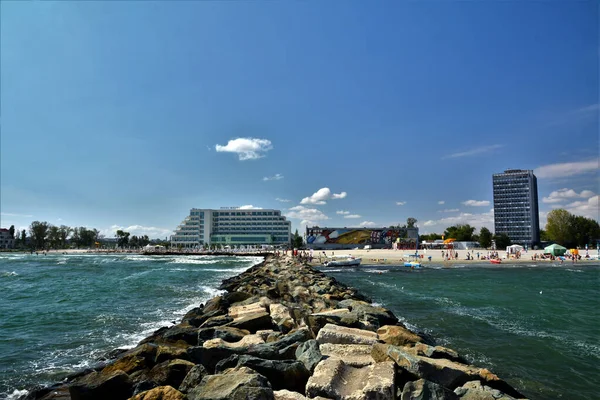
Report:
396,201,406,206
215,137,273,160
344,214,361,219
442,144,504,159
359,221,376,227
0,212,33,218
438,209,460,213
300,188,347,205
564,195,600,221
462,200,490,207
420,209,495,234
534,159,599,179
275,198,291,203
438,201,445,205
285,206,329,227
100,224,174,240
238,205,263,209
542,188,596,204
336,210,350,215
263,173,283,181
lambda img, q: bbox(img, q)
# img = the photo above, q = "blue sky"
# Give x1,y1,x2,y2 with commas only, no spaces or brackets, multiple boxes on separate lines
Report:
1,1,598,239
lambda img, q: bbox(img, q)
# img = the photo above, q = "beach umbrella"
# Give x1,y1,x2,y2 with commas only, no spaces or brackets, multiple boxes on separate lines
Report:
543,243,567,256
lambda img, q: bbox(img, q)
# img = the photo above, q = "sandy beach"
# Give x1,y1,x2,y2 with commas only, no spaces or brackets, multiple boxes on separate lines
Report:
307,248,598,266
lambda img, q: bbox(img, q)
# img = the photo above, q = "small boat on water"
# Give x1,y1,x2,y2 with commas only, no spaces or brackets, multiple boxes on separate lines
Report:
490,259,501,264
403,254,421,268
323,255,362,267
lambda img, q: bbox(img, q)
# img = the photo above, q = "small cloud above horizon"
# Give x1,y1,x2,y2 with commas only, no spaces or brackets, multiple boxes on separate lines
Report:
396,201,406,206
275,198,291,203
285,205,329,227
300,188,347,205
438,201,445,205
534,159,599,179
336,210,350,215
462,200,491,207
359,221,376,227
344,214,361,219
263,173,284,181
542,188,595,203
215,137,273,160
238,205,263,209
442,144,504,160
438,208,460,213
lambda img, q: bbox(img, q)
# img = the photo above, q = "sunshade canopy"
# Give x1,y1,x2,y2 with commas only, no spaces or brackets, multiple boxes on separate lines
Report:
544,243,567,256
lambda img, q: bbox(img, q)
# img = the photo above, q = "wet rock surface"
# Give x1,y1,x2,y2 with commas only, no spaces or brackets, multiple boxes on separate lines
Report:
20,255,529,400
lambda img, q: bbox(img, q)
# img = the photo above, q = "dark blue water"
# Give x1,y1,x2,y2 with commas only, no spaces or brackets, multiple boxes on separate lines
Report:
0,253,263,399
323,262,600,400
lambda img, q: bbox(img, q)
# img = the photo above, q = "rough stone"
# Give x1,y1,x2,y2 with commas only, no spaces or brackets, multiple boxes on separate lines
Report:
305,358,395,400
154,344,191,364
295,339,323,373
273,389,307,400
128,385,186,400
401,379,459,400
319,343,375,367
337,300,398,328
228,302,266,320
316,323,379,346
203,334,265,349
187,366,274,400
178,364,208,393
69,370,133,400
454,380,518,400
225,311,274,333
197,326,249,343
371,344,524,398
146,359,195,389
215,355,310,393
199,315,234,329
377,325,424,347
270,303,296,332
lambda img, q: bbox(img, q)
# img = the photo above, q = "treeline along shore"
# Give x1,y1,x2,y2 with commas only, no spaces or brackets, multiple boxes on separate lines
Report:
21,255,529,400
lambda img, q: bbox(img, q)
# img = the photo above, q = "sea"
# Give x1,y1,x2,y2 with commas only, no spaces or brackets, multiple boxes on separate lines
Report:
0,253,598,400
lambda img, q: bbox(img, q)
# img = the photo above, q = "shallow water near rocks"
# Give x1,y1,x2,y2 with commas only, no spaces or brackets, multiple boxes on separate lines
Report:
0,253,262,399
323,262,600,400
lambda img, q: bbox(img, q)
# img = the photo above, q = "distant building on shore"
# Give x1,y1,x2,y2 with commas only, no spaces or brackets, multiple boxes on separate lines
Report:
305,226,419,250
492,169,540,247
0,229,14,249
170,207,291,248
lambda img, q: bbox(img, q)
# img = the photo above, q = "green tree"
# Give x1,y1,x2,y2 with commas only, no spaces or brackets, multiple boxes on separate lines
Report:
539,229,550,241
20,230,27,248
29,221,51,249
444,224,476,242
420,233,442,242
406,217,417,228
116,230,130,248
130,235,139,248
58,225,72,248
478,227,493,248
47,226,61,249
9,225,15,239
139,235,150,247
571,215,600,248
493,233,512,249
291,229,303,249
545,209,574,246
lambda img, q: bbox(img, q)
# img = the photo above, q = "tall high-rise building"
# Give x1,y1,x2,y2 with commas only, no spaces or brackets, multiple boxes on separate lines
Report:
171,207,291,248
492,169,540,246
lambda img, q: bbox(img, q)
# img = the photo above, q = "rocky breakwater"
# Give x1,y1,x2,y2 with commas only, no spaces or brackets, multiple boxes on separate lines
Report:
21,255,529,400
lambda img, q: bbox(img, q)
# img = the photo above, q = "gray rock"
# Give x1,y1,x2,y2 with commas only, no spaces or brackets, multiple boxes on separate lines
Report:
316,323,379,346
146,359,195,389
69,370,132,400
401,379,459,400
295,340,323,373
187,366,274,400
179,364,208,393
225,311,274,333
453,380,518,400
215,355,310,393
305,358,395,400
199,315,234,328
197,326,249,343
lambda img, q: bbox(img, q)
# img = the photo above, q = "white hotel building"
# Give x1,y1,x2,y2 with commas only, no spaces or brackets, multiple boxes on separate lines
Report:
170,207,291,248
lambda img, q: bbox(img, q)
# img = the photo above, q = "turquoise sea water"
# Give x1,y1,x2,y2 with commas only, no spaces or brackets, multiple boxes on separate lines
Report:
0,254,598,399
324,262,600,400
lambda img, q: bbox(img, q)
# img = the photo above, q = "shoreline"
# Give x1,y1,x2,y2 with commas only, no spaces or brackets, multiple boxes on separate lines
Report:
20,253,529,400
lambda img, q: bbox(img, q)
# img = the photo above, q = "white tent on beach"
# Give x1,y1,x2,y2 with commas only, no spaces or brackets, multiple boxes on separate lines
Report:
506,244,524,253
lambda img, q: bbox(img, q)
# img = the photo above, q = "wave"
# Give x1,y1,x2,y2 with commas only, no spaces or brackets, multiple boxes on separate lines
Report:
1,271,19,277
6,389,29,400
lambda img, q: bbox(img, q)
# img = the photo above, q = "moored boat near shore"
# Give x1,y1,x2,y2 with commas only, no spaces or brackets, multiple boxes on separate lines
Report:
322,255,362,267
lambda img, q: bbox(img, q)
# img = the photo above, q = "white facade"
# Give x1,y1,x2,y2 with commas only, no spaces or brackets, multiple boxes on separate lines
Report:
171,208,291,248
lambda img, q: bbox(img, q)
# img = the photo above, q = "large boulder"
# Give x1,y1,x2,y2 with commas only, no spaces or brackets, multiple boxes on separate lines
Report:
273,390,307,400
102,344,158,375
69,370,133,400
215,355,310,393
316,324,379,346
187,366,274,400
178,364,208,393
197,327,249,343
372,344,524,398
225,311,274,333
203,334,265,349
319,343,375,367
377,325,425,347
145,359,195,389
401,379,459,400
128,385,186,400
454,380,519,400
337,300,398,329
305,358,395,400
228,301,266,319
294,340,322,373
269,303,296,333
